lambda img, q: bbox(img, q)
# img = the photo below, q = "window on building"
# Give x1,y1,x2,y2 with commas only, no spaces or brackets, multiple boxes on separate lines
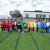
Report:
36,14,39,18
26,14,29,18
49,15,50,21
40,14,42,18
49,15,50,18
43,14,46,18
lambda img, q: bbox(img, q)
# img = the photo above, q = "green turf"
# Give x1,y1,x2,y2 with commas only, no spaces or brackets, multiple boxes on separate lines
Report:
32,32,50,50
17,32,37,50
0,33,9,40
0,32,20,50
43,33,50,38
0,32,50,50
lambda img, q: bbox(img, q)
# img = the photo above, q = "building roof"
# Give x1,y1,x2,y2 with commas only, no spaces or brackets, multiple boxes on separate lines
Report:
24,10,50,13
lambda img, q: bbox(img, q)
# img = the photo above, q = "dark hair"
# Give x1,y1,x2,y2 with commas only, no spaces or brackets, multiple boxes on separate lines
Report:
39,20,40,21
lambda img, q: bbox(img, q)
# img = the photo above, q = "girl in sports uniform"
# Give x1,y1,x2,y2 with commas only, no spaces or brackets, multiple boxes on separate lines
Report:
38,20,41,32
30,20,34,32
34,21,37,32
28,19,31,32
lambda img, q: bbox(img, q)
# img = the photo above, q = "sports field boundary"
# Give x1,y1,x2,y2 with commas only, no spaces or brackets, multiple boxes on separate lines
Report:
15,32,21,50
41,33,50,40
30,32,39,50
0,33,11,43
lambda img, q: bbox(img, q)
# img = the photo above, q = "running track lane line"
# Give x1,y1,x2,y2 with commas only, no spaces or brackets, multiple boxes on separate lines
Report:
15,32,21,50
0,33,11,43
41,33,50,40
30,33,39,50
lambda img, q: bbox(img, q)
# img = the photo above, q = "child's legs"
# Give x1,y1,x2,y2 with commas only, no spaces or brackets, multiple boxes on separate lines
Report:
1,27,3,32
22,28,24,32
38,28,40,32
6,28,8,31
25,27,27,31
47,27,49,32
30,28,31,31
34,27,36,32
18,29,20,32
31,28,33,31
10,26,12,31
14,26,17,31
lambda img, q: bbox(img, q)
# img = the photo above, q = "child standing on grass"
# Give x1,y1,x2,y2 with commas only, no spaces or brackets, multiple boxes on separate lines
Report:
17,20,21,33
14,20,17,31
36,19,38,32
12,19,15,31
41,21,44,33
21,20,25,33
9,19,12,32
0,21,4,32
43,21,46,32
34,20,37,32
46,21,50,33
30,20,34,32
28,19,31,32
5,19,8,32
24,21,28,32
38,20,41,32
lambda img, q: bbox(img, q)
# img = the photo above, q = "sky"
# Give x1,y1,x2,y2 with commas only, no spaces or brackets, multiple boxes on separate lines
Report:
0,0,50,16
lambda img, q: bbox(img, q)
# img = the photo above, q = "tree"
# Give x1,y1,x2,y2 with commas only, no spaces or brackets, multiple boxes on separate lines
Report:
10,10,22,18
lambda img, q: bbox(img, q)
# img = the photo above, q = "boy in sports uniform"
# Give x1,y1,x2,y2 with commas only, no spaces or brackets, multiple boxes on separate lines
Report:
5,19,8,32
2,18,5,31
24,21,28,32
9,19,12,32
14,20,17,31
43,21,46,32
17,20,21,33
21,20,25,33
4,20,6,32
1,21,4,32
41,21,44,33
12,19,15,30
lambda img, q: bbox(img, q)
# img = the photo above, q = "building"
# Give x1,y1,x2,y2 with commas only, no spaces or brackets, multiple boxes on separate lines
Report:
23,10,50,21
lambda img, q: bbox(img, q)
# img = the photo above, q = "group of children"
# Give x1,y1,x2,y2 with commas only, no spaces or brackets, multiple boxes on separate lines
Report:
0,18,50,33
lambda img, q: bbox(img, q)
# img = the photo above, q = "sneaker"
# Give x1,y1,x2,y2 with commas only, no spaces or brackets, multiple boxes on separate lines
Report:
6,31,7,32
22,32,24,33
30,31,31,32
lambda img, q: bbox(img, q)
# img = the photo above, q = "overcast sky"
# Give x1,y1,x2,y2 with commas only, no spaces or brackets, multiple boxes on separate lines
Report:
0,0,50,16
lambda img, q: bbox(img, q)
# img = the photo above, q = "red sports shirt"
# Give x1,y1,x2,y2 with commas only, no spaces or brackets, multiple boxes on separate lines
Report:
1,22,4,27
12,21,15,26
5,21,8,28
9,21,12,26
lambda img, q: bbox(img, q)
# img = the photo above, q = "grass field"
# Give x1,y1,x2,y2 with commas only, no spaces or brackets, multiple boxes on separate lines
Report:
0,31,50,50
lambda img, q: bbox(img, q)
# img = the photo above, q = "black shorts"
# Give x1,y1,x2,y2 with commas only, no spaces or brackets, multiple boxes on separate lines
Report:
18,25,21,29
16,24,18,27
1,27,3,30
25,26,27,28
43,28,46,29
